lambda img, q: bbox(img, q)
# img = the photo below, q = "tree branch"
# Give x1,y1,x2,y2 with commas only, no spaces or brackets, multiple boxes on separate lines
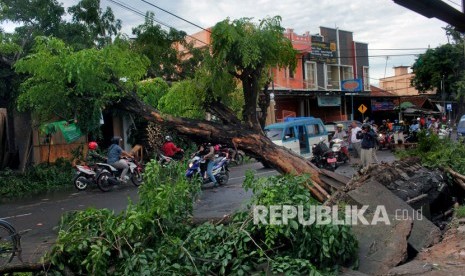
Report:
205,98,242,126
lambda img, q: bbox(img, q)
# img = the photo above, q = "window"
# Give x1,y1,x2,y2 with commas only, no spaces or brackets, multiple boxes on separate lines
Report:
363,66,370,91
340,66,353,81
266,129,283,141
284,127,296,140
289,67,294,78
304,62,317,89
326,65,340,90
306,124,320,136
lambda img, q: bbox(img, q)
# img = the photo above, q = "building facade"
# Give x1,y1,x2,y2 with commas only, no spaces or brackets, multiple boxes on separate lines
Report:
378,66,435,96
270,27,370,123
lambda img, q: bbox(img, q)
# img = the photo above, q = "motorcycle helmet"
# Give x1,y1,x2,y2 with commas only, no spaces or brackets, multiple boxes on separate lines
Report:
361,123,371,130
336,124,344,128
165,135,172,142
111,136,122,145
88,141,98,150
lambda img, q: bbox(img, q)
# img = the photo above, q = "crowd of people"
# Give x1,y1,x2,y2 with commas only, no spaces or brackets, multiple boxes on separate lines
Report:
332,116,451,170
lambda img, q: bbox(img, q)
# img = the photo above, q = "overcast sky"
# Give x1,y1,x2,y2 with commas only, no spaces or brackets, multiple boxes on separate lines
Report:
3,0,457,85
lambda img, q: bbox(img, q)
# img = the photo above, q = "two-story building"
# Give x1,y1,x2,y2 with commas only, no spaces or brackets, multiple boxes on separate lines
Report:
269,27,370,123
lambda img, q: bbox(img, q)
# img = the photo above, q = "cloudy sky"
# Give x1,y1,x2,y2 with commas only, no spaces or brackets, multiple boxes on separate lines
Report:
3,0,457,85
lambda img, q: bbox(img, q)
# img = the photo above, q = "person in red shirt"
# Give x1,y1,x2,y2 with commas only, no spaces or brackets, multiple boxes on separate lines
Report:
161,136,184,160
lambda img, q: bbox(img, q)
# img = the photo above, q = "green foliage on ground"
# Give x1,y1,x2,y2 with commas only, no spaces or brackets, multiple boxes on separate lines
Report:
455,205,465,218
47,162,358,275
396,131,465,174
0,159,74,200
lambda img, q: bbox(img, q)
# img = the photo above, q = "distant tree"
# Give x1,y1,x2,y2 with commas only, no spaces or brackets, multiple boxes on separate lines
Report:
66,0,121,48
411,40,465,117
131,12,203,81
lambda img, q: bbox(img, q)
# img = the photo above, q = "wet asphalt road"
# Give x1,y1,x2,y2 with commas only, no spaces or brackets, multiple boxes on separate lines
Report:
0,150,396,264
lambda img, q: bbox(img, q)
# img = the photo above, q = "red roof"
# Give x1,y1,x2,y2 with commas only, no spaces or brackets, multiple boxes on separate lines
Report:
369,85,397,97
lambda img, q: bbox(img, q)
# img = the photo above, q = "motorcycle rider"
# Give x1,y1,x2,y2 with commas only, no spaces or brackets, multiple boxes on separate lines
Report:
107,136,133,183
86,141,106,166
332,124,349,161
161,135,184,161
197,142,218,187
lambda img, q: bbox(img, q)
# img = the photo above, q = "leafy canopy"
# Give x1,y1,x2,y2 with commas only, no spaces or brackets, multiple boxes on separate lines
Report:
14,36,150,132
411,43,465,96
211,16,297,74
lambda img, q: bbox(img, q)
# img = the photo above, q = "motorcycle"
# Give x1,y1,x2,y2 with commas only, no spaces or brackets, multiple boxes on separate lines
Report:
438,126,451,139
95,158,144,192
73,164,102,191
311,140,338,171
330,138,349,163
157,152,178,167
215,145,244,165
185,154,230,185
377,131,394,150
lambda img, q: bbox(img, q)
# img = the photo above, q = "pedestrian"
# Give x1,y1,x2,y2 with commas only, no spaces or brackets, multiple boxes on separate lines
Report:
356,123,377,169
370,124,380,164
350,121,362,159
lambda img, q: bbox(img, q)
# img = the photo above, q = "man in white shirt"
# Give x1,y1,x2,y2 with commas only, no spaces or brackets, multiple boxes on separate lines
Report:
350,121,362,158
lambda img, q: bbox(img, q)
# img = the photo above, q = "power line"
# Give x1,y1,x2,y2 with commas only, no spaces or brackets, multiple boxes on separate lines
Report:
139,0,211,33
112,1,439,56
106,0,210,46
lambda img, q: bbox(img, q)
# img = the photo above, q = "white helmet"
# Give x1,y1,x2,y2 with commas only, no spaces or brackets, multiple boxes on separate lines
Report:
165,135,172,141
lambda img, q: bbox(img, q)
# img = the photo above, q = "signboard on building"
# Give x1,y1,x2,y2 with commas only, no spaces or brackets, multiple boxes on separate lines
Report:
341,79,363,92
308,41,337,64
371,99,396,111
317,96,341,107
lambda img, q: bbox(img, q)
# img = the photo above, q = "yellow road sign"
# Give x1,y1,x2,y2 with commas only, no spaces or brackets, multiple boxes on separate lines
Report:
358,104,367,114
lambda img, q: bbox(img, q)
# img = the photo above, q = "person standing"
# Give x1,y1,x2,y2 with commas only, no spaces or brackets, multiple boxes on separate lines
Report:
350,121,362,158
356,124,377,168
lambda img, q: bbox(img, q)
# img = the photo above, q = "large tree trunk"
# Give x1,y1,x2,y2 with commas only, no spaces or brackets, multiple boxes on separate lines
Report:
241,72,262,132
120,96,335,202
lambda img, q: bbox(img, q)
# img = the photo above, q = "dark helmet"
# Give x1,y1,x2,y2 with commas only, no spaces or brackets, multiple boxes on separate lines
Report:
361,123,371,130
111,136,122,145
88,141,98,150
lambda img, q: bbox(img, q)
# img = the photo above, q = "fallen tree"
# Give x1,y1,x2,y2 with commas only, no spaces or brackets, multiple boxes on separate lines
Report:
120,95,332,202
12,17,343,202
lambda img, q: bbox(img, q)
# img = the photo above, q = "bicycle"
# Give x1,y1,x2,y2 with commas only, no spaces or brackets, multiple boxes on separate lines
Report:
0,219,22,266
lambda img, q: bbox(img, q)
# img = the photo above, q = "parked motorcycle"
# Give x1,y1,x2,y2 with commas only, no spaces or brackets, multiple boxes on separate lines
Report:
330,138,349,163
185,154,230,185
73,164,102,191
96,158,144,192
311,140,338,171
